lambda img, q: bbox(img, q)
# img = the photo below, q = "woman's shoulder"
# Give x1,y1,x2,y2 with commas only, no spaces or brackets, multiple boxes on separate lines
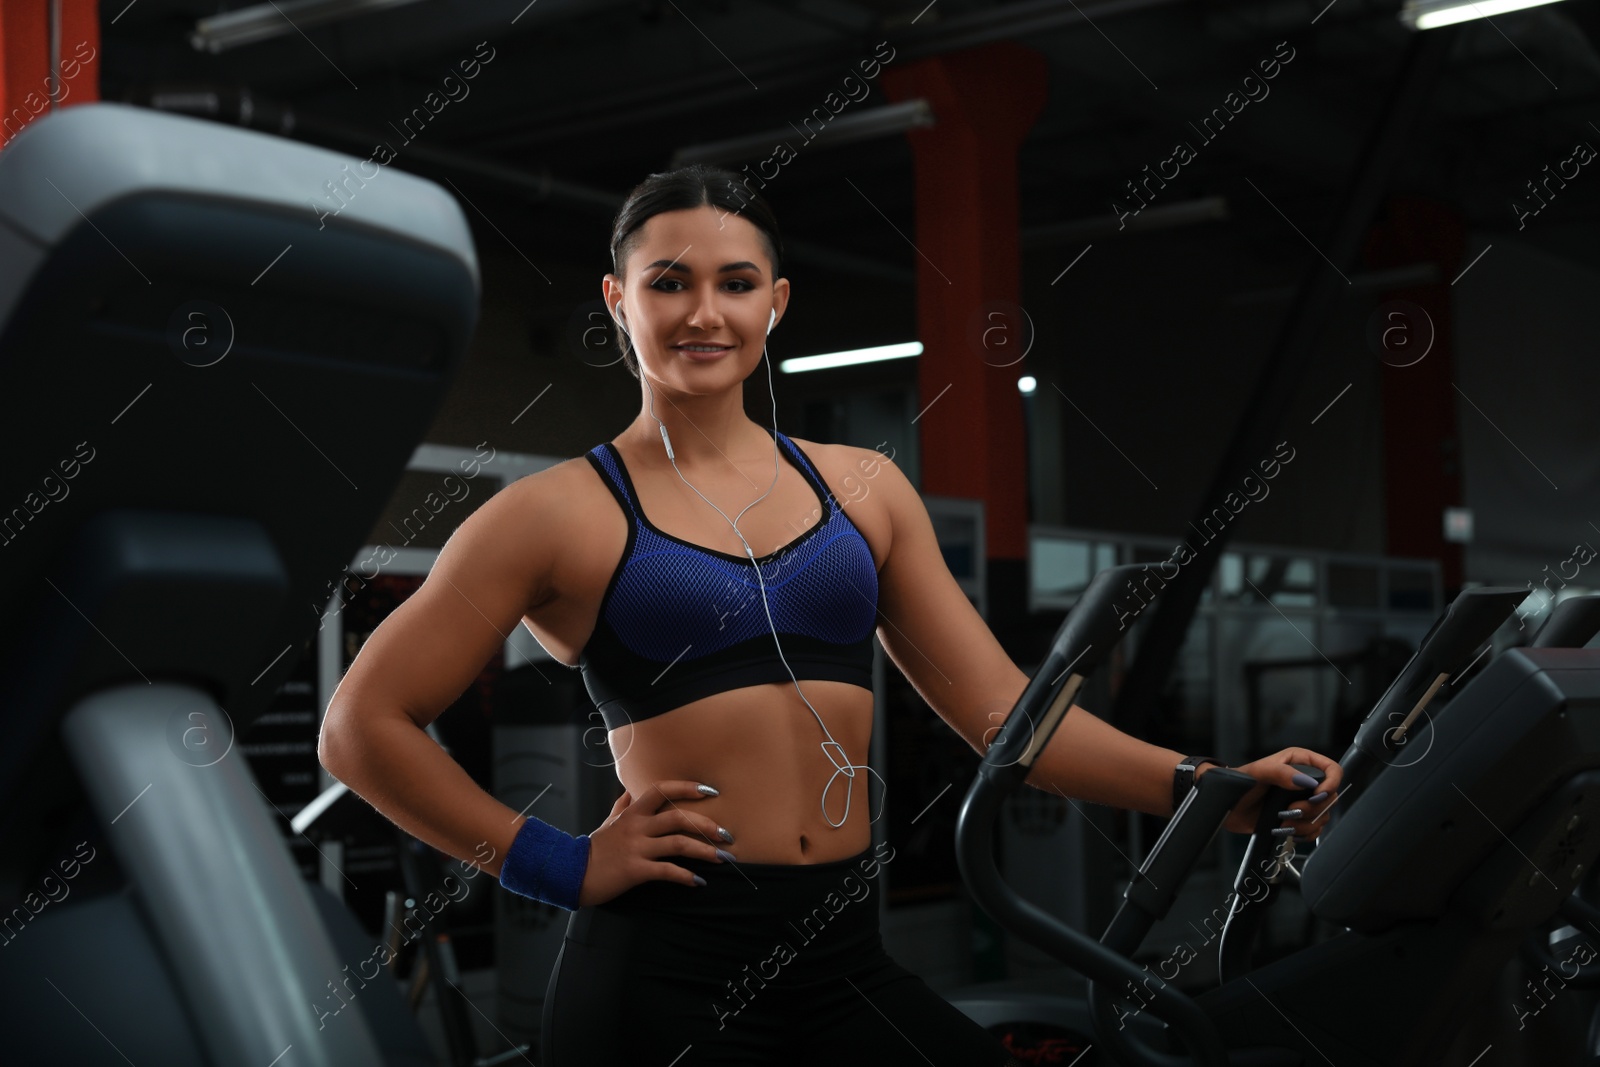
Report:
490,448,624,551
784,435,902,486
782,433,855,471
495,449,612,517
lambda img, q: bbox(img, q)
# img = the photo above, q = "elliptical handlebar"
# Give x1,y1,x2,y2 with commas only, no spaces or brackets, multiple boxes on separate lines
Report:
969,563,1147,790
1215,766,1325,984
1336,586,1525,796
1086,767,1264,1066
1214,587,1522,987
955,564,1248,1067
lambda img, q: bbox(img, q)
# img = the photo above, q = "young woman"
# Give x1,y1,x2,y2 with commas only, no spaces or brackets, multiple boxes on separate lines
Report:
318,164,1344,1066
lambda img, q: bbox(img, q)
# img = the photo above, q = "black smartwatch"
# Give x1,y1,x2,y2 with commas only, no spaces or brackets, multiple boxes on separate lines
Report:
1172,755,1226,812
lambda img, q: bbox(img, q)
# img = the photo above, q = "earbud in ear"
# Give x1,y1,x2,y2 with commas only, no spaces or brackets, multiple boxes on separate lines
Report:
613,308,627,332
768,309,777,334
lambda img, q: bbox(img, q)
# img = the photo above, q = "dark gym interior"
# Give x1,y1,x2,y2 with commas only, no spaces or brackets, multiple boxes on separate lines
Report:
2,1,1599,1064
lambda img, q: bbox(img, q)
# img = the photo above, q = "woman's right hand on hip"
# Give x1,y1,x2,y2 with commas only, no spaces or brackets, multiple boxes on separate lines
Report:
579,780,731,907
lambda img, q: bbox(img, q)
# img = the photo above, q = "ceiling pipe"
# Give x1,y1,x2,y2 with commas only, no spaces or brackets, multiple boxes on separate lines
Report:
138,84,619,212
1227,262,1441,304
672,99,934,167
1020,195,1231,248
191,0,431,54
131,85,914,282
474,0,1197,152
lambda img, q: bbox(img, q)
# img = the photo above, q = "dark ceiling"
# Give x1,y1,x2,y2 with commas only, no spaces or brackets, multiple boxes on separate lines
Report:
98,0,1600,280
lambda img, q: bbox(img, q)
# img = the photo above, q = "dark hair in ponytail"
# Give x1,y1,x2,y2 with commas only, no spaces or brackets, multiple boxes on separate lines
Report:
608,164,784,379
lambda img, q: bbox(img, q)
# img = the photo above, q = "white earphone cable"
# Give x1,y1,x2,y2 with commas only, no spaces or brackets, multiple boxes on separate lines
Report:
618,308,884,829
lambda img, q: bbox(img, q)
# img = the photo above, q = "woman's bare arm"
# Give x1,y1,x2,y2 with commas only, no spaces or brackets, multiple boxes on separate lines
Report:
317,469,562,879
865,446,1342,835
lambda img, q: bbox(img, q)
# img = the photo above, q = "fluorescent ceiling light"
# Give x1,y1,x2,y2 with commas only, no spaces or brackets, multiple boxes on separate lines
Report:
1400,0,1565,29
191,0,428,53
779,342,922,374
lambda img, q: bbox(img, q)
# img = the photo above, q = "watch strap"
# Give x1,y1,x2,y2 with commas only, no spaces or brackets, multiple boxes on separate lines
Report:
1172,754,1226,813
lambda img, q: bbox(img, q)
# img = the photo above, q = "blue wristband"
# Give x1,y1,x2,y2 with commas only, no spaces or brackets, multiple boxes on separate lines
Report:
499,817,591,911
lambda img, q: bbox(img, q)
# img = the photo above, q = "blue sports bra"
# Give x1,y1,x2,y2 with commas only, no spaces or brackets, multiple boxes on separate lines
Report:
577,432,880,731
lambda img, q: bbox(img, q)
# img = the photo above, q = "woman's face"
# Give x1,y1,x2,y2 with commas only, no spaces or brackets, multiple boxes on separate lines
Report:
605,204,788,391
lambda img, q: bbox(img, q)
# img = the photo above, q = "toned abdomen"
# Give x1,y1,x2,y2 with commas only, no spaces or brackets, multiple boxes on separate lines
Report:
608,679,875,864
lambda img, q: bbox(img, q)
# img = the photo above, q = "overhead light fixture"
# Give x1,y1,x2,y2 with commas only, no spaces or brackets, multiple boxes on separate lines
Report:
191,0,429,53
673,100,934,168
1399,0,1566,29
779,342,922,374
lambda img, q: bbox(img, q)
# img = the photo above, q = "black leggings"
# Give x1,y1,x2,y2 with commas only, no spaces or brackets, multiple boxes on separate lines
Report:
541,843,1022,1065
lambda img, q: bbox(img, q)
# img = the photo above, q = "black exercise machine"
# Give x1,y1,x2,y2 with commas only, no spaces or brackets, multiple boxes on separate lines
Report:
956,566,1600,1065
291,737,534,1067
0,102,478,1066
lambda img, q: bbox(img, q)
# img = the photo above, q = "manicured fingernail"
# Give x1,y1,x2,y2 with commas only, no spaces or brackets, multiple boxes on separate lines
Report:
1309,791,1329,803
718,827,734,843
716,848,736,863
1271,827,1296,838
693,874,707,886
1277,809,1303,819
1291,772,1319,789
697,784,720,796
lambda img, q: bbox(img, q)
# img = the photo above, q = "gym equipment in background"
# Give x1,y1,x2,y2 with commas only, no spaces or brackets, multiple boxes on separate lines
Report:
0,102,478,1067
952,566,1600,1065
293,730,533,1067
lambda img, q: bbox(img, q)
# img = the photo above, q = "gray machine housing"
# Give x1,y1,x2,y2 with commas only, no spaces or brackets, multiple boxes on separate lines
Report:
0,102,479,1067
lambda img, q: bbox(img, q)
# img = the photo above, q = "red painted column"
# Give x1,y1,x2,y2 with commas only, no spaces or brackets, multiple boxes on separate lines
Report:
881,43,1048,633
1,0,100,152
1361,196,1466,593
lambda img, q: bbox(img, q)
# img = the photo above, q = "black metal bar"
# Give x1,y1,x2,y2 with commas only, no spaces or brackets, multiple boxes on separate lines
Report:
1109,25,1462,740
1335,585,1523,797
1085,769,1260,1066
959,567,1241,1066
